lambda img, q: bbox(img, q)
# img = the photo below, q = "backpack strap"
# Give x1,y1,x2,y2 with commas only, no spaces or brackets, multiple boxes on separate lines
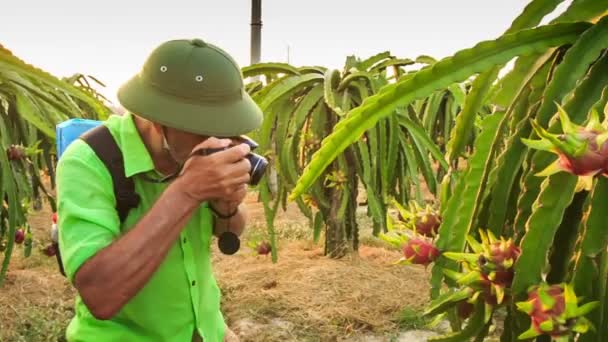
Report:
80,125,141,222
55,125,140,277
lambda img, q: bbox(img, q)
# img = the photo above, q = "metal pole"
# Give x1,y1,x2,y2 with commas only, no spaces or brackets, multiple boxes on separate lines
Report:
250,0,262,65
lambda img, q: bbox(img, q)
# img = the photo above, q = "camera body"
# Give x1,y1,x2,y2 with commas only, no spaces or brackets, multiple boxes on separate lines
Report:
193,136,268,186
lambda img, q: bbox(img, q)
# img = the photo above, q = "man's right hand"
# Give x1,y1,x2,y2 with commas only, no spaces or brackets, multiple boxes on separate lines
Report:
175,137,251,204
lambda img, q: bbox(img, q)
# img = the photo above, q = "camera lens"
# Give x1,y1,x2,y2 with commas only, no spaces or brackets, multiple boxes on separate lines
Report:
246,153,268,186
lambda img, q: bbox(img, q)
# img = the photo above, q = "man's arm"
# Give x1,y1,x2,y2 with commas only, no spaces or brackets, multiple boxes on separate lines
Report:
68,139,251,320
73,181,198,320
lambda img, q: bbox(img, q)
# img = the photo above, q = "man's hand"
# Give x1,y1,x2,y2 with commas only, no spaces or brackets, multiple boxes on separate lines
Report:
176,137,251,204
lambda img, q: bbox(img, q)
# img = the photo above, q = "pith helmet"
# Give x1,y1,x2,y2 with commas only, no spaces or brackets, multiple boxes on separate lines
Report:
117,38,263,137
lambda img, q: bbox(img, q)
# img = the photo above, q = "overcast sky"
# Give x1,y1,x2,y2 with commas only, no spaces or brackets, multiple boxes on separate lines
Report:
2,0,571,105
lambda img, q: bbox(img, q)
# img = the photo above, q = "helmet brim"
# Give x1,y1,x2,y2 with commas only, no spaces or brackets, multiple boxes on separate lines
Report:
117,74,263,137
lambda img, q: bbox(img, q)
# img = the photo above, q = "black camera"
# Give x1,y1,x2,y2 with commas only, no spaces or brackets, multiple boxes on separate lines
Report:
193,136,268,186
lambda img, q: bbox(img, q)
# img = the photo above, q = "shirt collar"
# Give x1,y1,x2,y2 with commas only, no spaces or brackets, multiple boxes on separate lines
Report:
114,111,156,177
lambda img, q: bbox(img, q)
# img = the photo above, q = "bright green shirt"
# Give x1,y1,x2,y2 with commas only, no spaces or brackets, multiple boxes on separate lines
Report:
56,112,226,341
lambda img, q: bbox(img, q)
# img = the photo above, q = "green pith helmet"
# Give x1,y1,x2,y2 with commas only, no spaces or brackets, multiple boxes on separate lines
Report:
117,38,263,137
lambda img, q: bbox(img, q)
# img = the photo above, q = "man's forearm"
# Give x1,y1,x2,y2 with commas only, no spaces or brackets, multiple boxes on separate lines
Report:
73,180,199,320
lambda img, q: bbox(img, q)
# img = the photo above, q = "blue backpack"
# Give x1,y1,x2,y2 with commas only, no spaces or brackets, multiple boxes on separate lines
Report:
53,119,140,276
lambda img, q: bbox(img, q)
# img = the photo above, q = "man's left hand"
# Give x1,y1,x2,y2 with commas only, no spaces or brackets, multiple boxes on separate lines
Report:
209,183,247,216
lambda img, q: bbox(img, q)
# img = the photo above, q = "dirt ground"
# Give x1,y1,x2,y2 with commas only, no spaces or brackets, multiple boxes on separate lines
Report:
0,192,433,342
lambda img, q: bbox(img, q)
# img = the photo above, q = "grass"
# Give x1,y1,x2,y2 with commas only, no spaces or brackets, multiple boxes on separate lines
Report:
7,304,71,342
2,193,436,342
395,307,432,331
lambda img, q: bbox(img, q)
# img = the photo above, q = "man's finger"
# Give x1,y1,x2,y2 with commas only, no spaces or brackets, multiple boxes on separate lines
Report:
215,143,250,164
192,137,231,153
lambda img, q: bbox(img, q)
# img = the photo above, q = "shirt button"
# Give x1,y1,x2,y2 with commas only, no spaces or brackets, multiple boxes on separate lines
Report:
192,280,196,286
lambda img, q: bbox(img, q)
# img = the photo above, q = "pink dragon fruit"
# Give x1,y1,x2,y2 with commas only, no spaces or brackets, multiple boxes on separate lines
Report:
522,105,608,191
443,230,521,306
402,237,440,266
14,228,25,244
517,283,599,339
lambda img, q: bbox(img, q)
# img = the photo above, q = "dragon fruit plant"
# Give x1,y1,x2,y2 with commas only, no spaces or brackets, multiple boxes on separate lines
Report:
286,4,608,341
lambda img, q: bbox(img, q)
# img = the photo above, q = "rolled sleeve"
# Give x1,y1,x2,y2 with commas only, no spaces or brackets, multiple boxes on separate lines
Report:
56,140,121,283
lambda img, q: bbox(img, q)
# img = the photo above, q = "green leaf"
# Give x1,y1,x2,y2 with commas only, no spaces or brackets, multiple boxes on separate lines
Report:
14,89,56,138
512,17,608,240
422,91,443,134
428,301,487,342
323,69,345,116
289,22,591,200
572,178,608,341
370,58,415,73
242,63,301,79
0,45,109,119
253,73,323,111
424,288,472,317
399,134,422,203
546,191,587,284
432,113,505,283
416,55,437,65
491,0,608,107
358,51,392,71
511,172,578,295
447,70,498,162
337,71,373,92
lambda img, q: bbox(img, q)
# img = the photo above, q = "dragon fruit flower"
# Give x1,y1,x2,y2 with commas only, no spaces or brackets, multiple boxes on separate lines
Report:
522,105,608,192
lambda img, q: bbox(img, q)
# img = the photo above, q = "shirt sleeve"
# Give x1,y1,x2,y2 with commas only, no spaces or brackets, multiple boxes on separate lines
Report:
56,140,121,283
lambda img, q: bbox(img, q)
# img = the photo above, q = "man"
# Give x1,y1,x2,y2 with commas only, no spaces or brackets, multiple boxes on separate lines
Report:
56,38,263,341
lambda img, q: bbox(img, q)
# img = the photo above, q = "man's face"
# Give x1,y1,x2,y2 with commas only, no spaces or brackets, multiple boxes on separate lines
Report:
160,125,244,164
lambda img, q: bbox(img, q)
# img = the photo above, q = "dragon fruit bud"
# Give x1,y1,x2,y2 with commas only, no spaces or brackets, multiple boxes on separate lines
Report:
6,145,26,161
402,237,440,266
14,229,25,244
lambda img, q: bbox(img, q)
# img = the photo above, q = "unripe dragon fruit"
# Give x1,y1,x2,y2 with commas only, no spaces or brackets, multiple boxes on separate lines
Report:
522,105,608,191
516,283,599,340
42,244,57,257
256,241,271,255
402,237,440,266
443,230,520,305
6,144,25,161
14,228,25,244
394,200,441,237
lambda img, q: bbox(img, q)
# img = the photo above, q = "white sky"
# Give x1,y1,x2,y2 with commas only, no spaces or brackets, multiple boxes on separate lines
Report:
2,0,571,105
